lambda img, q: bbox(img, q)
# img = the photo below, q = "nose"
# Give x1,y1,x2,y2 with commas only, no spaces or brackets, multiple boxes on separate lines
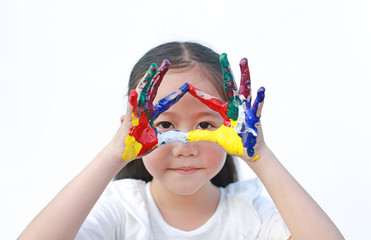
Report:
171,142,198,157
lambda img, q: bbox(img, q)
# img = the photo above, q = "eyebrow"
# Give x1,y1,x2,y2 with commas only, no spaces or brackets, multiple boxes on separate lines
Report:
158,110,221,119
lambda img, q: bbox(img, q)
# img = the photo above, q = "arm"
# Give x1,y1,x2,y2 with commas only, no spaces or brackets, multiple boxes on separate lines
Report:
18,127,129,240
243,125,344,240
188,53,344,239
19,60,188,240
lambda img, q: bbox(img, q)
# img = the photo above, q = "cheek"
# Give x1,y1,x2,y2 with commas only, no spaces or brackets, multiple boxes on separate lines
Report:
142,145,172,175
198,142,227,171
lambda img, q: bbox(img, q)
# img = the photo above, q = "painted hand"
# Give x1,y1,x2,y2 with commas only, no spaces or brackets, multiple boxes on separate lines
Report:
122,60,189,161
187,53,265,161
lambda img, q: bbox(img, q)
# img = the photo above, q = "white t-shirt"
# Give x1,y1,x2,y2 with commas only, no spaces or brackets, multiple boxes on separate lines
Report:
76,178,290,240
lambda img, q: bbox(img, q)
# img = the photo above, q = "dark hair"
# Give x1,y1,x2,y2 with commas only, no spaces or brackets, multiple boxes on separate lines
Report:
115,41,237,187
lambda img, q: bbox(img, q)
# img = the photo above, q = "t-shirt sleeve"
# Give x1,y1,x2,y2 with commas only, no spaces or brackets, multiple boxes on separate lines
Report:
75,196,125,240
226,178,291,240
75,179,149,240
253,194,291,240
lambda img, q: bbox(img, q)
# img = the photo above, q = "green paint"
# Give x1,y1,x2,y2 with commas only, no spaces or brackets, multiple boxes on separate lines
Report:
219,53,236,102
138,63,157,107
227,101,239,121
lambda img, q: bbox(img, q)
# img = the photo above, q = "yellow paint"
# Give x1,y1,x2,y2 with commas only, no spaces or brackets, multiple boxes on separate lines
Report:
252,154,260,162
122,135,142,161
131,114,139,126
188,125,244,156
230,119,238,128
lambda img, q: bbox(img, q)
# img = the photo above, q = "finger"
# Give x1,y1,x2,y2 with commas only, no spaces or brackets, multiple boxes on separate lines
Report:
251,87,265,118
239,58,252,108
137,63,158,108
220,53,239,103
188,125,244,156
157,130,188,146
239,132,257,157
146,59,170,114
126,89,137,121
188,84,230,125
151,83,189,120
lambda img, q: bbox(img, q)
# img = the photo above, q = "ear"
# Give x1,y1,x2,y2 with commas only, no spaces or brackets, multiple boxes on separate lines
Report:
120,115,125,123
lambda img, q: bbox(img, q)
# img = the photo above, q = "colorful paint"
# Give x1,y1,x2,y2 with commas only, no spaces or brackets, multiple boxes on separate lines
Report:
122,60,189,161
188,53,265,158
220,53,239,121
188,124,244,156
122,54,265,161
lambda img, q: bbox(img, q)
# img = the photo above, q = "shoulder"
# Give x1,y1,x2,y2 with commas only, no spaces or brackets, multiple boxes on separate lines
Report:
221,178,290,239
223,177,262,201
104,179,150,222
76,179,152,239
106,178,147,199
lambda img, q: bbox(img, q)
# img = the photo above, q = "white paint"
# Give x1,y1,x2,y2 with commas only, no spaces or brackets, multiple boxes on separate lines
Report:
157,130,188,146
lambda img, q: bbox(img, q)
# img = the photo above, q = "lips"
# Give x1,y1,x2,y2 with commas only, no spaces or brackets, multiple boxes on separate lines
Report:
169,166,202,175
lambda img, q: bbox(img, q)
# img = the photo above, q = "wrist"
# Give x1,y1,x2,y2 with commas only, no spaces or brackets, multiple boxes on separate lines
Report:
242,143,273,164
244,146,278,174
99,144,128,169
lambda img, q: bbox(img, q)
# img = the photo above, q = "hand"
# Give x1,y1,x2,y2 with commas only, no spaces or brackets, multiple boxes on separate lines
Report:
122,60,189,161
187,53,265,161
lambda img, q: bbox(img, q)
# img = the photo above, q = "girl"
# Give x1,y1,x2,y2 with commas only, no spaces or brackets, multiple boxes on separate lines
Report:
19,42,344,239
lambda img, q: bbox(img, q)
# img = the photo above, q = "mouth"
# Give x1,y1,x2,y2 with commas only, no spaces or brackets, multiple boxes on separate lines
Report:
168,167,202,175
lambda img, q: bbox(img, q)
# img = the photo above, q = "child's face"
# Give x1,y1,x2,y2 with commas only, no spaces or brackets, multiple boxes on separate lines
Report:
142,66,227,195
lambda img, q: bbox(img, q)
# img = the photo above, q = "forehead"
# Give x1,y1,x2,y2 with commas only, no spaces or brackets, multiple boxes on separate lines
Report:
154,66,222,101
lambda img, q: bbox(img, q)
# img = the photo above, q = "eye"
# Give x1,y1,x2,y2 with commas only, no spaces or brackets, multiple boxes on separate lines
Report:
157,121,173,129
197,122,214,130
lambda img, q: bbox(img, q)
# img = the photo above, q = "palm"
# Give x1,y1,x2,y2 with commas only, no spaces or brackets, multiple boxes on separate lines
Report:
122,60,188,161
188,53,265,160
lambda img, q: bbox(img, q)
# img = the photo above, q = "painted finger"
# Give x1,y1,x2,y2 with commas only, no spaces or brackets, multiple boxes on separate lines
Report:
157,130,188,146
251,87,265,117
127,89,138,120
246,134,257,157
239,58,252,107
188,125,244,156
188,84,230,125
220,53,239,103
238,131,257,157
137,63,158,108
146,59,170,113
151,83,189,120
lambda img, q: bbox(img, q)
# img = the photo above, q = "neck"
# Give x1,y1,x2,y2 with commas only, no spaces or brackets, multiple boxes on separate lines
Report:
150,179,221,231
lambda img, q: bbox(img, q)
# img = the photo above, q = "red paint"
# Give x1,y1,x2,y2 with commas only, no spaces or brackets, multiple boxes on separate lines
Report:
147,60,170,114
129,108,157,156
129,89,138,110
188,84,231,127
128,89,158,156
239,58,251,102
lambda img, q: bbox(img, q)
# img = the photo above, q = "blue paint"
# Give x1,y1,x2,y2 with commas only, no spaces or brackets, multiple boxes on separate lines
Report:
152,83,189,120
251,87,265,117
238,87,265,157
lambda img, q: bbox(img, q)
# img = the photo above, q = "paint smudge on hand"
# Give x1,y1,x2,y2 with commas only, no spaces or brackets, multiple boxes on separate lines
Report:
122,54,265,161
122,60,189,161
188,54,265,159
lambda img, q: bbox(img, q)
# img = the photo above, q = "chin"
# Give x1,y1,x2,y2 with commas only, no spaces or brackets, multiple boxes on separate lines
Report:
166,180,211,196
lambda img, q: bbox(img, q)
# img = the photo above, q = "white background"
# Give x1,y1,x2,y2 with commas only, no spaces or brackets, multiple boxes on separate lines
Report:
1,0,371,239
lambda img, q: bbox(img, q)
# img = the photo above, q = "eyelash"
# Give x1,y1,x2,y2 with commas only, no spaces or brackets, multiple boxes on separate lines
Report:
156,121,216,130
197,122,214,130
158,122,173,129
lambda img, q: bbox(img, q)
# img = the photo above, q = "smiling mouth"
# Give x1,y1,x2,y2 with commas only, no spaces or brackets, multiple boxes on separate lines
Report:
169,167,202,175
